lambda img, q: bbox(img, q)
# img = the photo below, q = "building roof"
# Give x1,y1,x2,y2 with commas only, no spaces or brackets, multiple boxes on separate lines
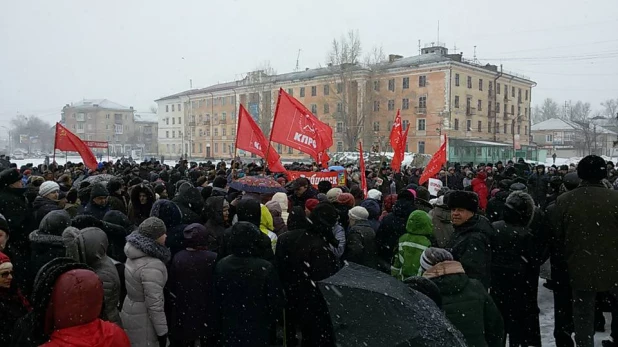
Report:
70,99,132,111
134,112,158,123
532,117,617,135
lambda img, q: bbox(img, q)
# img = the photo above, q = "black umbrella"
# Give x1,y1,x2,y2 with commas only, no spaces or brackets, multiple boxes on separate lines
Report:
319,263,466,347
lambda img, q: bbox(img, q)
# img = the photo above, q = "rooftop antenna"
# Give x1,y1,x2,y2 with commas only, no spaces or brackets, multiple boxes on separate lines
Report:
473,46,477,63
418,40,421,55
190,79,193,89
453,43,457,52
295,49,302,72
437,20,440,44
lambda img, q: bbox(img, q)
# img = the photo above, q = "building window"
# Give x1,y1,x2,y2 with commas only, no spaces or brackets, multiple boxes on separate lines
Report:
337,142,343,152
221,97,226,106
454,119,459,130
418,141,425,154
323,104,330,114
300,87,305,97
336,122,343,133
467,119,472,131
222,128,227,136
477,99,482,111
311,104,318,114
287,88,293,96
504,104,508,115
467,76,472,88
388,79,395,92
524,107,528,118
517,125,521,134
488,121,492,133
311,86,317,96
287,146,292,154
511,105,515,115
214,128,218,136
478,121,482,132
525,126,528,135
214,143,218,153
402,120,410,130
206,129,210,136
166,105,169,112
165,131,169,138
504,84,508,95
496,102,501,114
373,122,380,131
454,96,460,108
171,104,175,112
337,102,343,113
418,96,427,109
172,118,175,125
479,79,483,91
546,134,553,142
323,85,329,95
489,81,493,92
417,119,426,131
418,76,426,87
488,101,492,116
402,77,410,89
178,117,182,124
336,83,343,94
455,73,460,86
512,86,515,97
497,83,501,94
503,123,507,134
231,127,236,136
373,101,380,112
402,98,410,110
172,130,175,138
525,90,529,101
388,99,395,111
496,123,500,133
518,88,522,102
222,112,227,122
373,80,380,91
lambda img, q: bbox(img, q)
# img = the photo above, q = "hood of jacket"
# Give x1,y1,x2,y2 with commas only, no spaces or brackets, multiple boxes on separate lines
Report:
236,198,261,227
432,204,451,223
150,199,182,228
172,184,203,214
33,195,59,210
494,190,510,202
392,199,416,220
271,192,289,213
64,227,109,266
124,231,171,263
259,204,274,234
503,190,535,226
406,210,434,236
103,210,134,231
129,184,155,211
360,199,381,220
44,318,126,347
48,269,104,330
265,200,282,217
423,261,468,295
204,196,226,227
228,221,263,257
37,209,72,236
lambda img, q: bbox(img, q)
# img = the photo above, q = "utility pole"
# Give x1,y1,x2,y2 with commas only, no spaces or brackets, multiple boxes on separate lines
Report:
593,124,597,155
493,65,503,142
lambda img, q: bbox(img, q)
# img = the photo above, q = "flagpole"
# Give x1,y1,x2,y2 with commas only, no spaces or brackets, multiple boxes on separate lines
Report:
263,89,284,176
53,123,57,164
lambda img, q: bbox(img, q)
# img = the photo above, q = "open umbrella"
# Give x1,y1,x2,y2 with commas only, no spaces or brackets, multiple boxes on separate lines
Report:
319,263,466,347
73,174,116,188
229,175,286,194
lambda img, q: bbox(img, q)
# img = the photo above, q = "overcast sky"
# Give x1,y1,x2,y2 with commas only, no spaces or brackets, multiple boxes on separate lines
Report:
1,0,617,126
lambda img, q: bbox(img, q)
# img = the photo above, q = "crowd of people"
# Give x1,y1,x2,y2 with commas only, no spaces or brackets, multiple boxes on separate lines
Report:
0,154,616,347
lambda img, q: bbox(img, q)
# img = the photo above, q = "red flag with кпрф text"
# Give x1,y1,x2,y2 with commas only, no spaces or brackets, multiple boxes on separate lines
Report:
419,135,448,185
235,105,286,172
270,88,333,165
54,122,98,171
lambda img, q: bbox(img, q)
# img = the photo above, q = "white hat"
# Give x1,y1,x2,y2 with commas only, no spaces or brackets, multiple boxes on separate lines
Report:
348,206,369,221
367,189,382,201
39,181,60,197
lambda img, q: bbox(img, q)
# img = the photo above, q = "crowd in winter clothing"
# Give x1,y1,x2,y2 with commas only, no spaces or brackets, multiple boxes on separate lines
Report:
0,155,617,346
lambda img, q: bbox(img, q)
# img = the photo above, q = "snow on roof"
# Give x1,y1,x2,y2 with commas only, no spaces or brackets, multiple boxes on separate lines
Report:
134,112,158,123
465,140,512,147
71,99,131,111
532,117,617,135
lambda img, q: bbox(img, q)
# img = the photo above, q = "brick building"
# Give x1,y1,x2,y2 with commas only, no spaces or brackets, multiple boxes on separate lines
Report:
156,45,536,160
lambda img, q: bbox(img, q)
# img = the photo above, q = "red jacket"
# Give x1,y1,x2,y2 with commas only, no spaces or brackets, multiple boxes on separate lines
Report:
471,176,488,210
41,319,130,347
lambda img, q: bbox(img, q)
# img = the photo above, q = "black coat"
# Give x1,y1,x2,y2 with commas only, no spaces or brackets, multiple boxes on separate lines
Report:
485,190,509,223
288,186,317,209
0,187,33,258
215,223,284,347
447,214,494,289
28,210,72,285
375,199,415,272
527,172,549,206
172,185,204,225
32,196,61,228
127,184,155,226
204,196,228,253
343,220,379,270
0,288,30,346
82,202,110,220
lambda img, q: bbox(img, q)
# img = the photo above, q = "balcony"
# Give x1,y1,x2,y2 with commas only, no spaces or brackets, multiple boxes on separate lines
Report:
415,107,427,115
203,120,211,125
188,121,196,127
465,107,476,117
219,119,227,125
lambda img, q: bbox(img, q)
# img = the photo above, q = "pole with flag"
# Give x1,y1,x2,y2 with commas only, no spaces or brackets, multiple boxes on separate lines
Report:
389,110,406,172
419,135,448,185
359,141,367,198
235,105,286,173
54,122,98,171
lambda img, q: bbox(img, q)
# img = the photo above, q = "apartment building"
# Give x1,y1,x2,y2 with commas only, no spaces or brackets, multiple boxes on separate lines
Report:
157,98,185,158
155,45,536,159
134,112,159,155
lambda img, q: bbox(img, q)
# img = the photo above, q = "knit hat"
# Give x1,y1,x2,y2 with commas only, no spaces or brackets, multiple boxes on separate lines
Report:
89,183,109,200
398,189,416,202
326,188,343,203
0,213,9,235
0,251,12,272
183,223,215,250
420,247,454,272
348,206,369,221
367,189,382,201
446,190,479,213
39,181,60,197
316,193,328,202
337,193,355,207
577,155,607,182
138,217,167,240
563,172,582,191
305,198,319,212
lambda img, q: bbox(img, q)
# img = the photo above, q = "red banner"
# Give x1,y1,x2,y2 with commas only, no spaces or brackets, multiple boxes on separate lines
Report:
84,141,109,149
235,105,286,172
419,135,447,185
359,142,367,198
287,171,346,188
389,109,403,151
391,123,409,172
54,123,98,171
270,88,333,163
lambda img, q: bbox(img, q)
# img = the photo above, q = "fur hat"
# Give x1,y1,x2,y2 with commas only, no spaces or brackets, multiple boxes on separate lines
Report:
504,191,535,226
317,180,333,194
509,183,528,192
89,183,109,200
0,168,22,188
577,155,607,182
367,189,382,201
39,181,60,197
138,217,167,240
348,206,369,221
326,188,343,203
446,190,478,213
420,247,454,272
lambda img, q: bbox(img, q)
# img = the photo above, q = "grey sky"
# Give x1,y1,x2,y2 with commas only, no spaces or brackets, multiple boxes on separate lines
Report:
1,0,617,126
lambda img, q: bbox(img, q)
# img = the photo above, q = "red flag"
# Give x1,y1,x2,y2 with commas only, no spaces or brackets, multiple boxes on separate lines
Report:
391,123,410,172
419,135,448,185
270,88,333,162
389,110,403,153
359,141,367,198
54,123,98,171
317,151,330,169
235,105,286,173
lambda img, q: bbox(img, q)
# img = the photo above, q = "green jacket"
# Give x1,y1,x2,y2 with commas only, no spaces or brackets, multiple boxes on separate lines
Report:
427,262,504,347
391,210,433,280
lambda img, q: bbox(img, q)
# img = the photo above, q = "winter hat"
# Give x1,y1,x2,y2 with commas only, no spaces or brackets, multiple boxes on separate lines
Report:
138,217,167,240
348,206,369,221
446,190,479,213
0,168,22,188
326,188,343,203
577,155,607,182
305,198,319,212
213,176,227,189
420,247,454,272
415,186,431,202
265,200,282,215
309,202,339,228
398,189,416,202
403,276,442,309
0,213,10,235
360,199,381,219
316,193,328,202
367,189,382,201
509,183,528,193
106,178,123,194
0,251,12,272
563,172,582,191
183,223,215,250
89,183,109,200
317,180,333,194
337,193,355,207
39,181,60,197
504,191,535,226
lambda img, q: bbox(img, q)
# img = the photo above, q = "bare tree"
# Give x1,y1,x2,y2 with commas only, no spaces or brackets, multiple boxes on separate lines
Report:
10,115,54,153
532,98,560,123
569,101,592,122
601,98,618,120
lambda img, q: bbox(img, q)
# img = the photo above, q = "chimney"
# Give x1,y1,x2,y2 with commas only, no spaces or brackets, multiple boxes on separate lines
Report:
305,67,309,71
130,106,134,111
388,54,403,63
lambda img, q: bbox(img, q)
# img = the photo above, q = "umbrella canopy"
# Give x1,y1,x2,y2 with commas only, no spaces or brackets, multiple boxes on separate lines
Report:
328,165,345,172
73,174,116,188
229,175,286,194
319,263,466,347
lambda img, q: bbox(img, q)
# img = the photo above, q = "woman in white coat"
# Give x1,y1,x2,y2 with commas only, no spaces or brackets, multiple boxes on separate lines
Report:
121,217,170,347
